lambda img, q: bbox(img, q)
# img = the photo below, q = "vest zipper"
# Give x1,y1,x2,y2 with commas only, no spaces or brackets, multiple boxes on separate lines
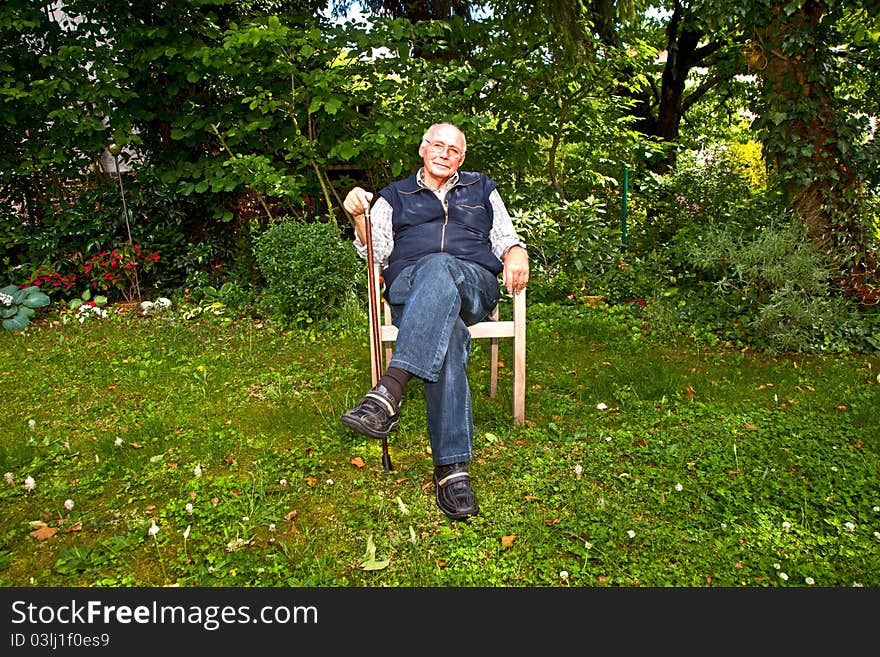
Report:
440,198,449,251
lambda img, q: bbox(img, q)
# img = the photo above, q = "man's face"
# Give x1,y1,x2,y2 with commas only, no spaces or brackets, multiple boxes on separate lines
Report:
418,125,466,184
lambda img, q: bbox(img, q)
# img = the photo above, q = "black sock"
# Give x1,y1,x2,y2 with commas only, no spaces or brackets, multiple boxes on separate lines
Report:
378,366,412,403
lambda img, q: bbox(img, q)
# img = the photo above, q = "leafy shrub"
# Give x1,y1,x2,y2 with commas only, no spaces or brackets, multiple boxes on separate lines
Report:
515,197,635,303
252,218,361,323
1,285,51,331
680,218,866,353
80,243,161,302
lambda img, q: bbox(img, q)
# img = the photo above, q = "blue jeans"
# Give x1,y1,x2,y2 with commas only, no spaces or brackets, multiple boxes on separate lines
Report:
385,253,501,467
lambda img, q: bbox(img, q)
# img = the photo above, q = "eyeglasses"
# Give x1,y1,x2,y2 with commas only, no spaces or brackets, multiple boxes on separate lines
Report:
423,139,464,158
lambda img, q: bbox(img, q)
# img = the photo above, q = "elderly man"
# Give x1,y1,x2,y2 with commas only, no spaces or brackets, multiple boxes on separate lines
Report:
341,122,529,520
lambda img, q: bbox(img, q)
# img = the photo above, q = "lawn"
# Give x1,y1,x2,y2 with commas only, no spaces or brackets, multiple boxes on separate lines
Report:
1,300,878,587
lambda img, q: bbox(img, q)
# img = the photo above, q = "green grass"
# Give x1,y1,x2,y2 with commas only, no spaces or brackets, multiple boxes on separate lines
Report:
1,301,878,587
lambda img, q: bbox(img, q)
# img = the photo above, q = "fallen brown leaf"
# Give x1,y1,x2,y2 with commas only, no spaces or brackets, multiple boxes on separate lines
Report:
350,456,365,468
30,525,59,540
501,535,516,548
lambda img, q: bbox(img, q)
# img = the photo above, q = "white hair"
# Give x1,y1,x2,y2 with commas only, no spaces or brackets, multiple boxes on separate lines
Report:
422,122,467,153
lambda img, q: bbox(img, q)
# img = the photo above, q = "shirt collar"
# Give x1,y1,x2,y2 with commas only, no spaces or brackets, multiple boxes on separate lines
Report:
417,167,459,193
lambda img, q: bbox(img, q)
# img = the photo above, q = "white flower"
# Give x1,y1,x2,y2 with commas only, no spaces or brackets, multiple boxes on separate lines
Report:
268,523,276,532
574,464,583,478
279,478,288,486
782,521,791,530
182,525,191,540
675,483,683,492
0,292,13,306
779,572,789,581
805,577,815,585
626,529,636,539
874,531,880,540
584,541,593,550
873,506,879,513
225,537,247,552
148,520,159,537
114,437,123,447
605,436,612,442
831,466,838,472
24,476,35,491
185,503,194,514
773,563,781,570
596,402,608,411
4,472,13,485
844,521,855,533
326,479,334,485
193,464,202,478
28,419,36,430
559,570,569,581
242,516,249,522
64,499,74,511
156,297,171,308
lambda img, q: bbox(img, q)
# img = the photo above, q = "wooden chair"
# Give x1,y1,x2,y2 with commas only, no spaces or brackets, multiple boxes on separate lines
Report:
367,263,526,424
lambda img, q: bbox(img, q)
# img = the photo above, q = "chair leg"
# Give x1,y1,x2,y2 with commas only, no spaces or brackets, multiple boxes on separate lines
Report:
512,290,526,424
489,337,499,398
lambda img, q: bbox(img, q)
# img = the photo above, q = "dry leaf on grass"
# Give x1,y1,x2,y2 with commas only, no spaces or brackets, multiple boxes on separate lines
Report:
30,525,59,540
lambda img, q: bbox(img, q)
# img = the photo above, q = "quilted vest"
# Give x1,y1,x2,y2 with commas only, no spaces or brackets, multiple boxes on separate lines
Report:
378,170,503,288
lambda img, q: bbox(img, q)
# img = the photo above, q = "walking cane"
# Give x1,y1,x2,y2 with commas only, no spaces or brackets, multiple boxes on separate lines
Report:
363,201,393,471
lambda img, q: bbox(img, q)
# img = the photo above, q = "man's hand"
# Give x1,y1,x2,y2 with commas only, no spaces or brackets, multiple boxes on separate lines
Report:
343,187,374,244
502,246,529,295
343,187,373,218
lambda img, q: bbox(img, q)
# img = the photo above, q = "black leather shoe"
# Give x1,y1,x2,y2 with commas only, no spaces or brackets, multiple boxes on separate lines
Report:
434,462,479,520
340,384,400,439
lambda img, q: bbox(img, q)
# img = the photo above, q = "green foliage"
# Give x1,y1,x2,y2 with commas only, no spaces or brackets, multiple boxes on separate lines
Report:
680,219,867,354
0,285,51,331
68,288,108,311
252,217,361,323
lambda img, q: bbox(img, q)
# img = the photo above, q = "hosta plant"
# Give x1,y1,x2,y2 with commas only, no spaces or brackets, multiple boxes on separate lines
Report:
1,285,51,331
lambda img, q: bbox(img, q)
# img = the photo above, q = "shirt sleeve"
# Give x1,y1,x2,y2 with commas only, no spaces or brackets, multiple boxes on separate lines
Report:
488,189,527,259
353,196,394,268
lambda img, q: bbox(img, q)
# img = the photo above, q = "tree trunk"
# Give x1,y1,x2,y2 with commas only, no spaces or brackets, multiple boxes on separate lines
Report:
757,2,873,304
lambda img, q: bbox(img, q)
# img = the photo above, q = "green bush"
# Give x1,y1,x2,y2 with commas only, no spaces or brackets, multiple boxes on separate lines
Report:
252,218,362,323
679,218,867,353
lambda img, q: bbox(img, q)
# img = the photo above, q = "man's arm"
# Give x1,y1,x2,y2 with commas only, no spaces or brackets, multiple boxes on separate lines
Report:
488,189,529,295
343,187,394,266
